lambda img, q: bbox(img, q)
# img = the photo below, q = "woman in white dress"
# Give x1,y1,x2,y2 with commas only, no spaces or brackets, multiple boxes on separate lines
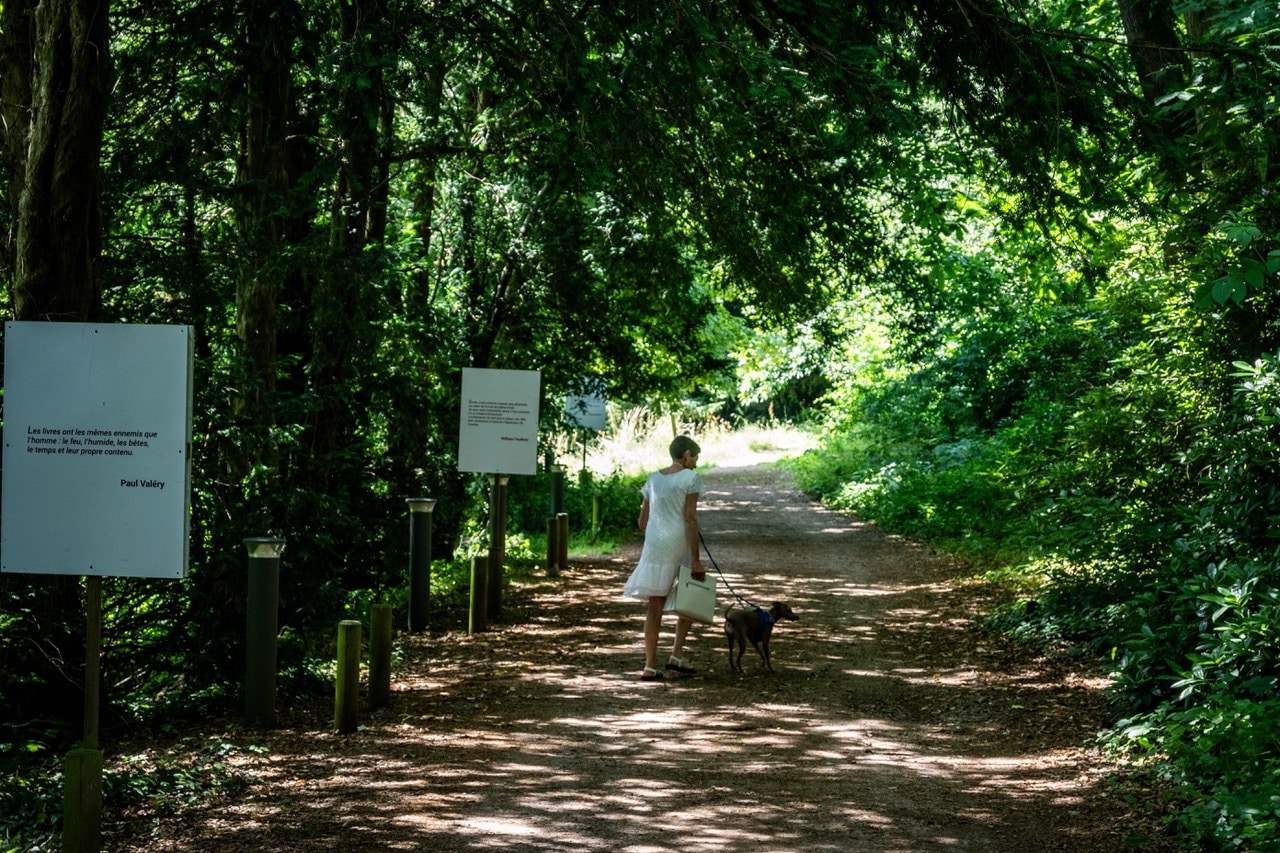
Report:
624,435,704,681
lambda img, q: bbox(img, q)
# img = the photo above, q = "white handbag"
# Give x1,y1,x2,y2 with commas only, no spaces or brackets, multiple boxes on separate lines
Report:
663,565,716,624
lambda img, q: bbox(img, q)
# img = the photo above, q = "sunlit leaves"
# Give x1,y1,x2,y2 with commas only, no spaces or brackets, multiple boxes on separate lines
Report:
1194,217,1280,308
1220,220,1263,247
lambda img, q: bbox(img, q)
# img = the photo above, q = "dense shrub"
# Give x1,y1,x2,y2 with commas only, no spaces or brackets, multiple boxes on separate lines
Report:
793,272,1280,848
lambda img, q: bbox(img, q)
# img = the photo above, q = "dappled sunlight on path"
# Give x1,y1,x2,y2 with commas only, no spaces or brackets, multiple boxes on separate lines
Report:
137,465,1172,853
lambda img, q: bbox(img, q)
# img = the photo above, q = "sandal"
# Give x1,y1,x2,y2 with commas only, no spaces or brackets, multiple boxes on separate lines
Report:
639,667,665,682
666,656,697,675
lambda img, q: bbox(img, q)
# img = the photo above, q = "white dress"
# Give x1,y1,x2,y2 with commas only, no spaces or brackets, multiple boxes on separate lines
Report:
624,468,703,599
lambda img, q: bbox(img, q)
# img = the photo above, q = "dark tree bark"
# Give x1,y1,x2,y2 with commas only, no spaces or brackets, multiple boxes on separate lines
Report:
0,0,112,733
233,0,295,417
1,0,37,290
1116,0,1187,107
302,0,389,488
9,0,112,322
1116,0,1193,153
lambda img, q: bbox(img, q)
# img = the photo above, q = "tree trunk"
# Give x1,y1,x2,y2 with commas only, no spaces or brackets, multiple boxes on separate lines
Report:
1116,0,1186,106
304,0,388,487
1115,0,1193,162
233,0,294,417
0,0,112,733
1,0,37,286
406,62,447,315
10,0,112,322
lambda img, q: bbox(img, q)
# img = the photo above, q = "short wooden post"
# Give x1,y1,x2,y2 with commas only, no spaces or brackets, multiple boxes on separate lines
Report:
335,620,362,734
406,498,436,632
469,554,489,634
546,515,559,576
63,577,104,853
243,537,285,728
556,512,569,571
369,604,392,710
62,747,103,853
550,465,565,516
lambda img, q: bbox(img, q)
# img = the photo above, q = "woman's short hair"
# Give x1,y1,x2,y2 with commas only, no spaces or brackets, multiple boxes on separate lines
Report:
669,434,701,460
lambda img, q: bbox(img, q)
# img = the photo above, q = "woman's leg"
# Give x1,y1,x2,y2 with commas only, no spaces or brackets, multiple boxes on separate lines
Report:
643,596,665,671
671,615,693,659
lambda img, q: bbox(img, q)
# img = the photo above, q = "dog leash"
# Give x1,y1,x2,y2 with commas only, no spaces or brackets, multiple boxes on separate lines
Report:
698,530,758,611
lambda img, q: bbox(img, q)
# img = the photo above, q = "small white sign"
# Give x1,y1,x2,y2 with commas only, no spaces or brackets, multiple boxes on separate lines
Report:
566,378,607,431
2,322,193,578
457,368,541,475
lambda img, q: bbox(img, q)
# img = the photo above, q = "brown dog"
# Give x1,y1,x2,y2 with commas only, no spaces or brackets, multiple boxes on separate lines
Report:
724,602,798,673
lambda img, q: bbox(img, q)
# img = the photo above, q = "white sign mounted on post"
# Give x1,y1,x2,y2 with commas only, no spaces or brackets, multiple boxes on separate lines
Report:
565,377,607,431
1,322,194,578
457,368,541,475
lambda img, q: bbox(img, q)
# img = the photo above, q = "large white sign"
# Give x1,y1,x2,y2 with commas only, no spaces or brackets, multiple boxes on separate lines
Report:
2,322,194,578
457,368,541,475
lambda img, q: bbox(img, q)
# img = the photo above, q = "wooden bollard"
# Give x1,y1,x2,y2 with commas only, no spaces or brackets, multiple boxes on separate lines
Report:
546,516,560,576
335,620,362,734
556,512,569,571
243,537,284,727
62,747,102,853
369,604,392,710
469,555,489,634
406,498,436,632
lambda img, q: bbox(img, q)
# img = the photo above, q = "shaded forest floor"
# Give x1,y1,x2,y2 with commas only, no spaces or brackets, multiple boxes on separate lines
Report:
111,463,1185,851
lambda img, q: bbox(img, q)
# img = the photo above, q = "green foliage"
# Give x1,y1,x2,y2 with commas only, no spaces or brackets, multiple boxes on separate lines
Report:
103,737,255,824
0,736,253,851
1195,217,1280,311
0,741,60,853
0,736,264,851
982,561,1135,657
502,466,642,548
1107,696,1280,852
784,4,1280,829
792,434,1016,560
1115,353,1280,711
5,0,1280,848
797,287,1280,850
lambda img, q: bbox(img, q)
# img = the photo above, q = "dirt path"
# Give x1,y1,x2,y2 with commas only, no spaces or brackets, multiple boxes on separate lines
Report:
133,463,1179,852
